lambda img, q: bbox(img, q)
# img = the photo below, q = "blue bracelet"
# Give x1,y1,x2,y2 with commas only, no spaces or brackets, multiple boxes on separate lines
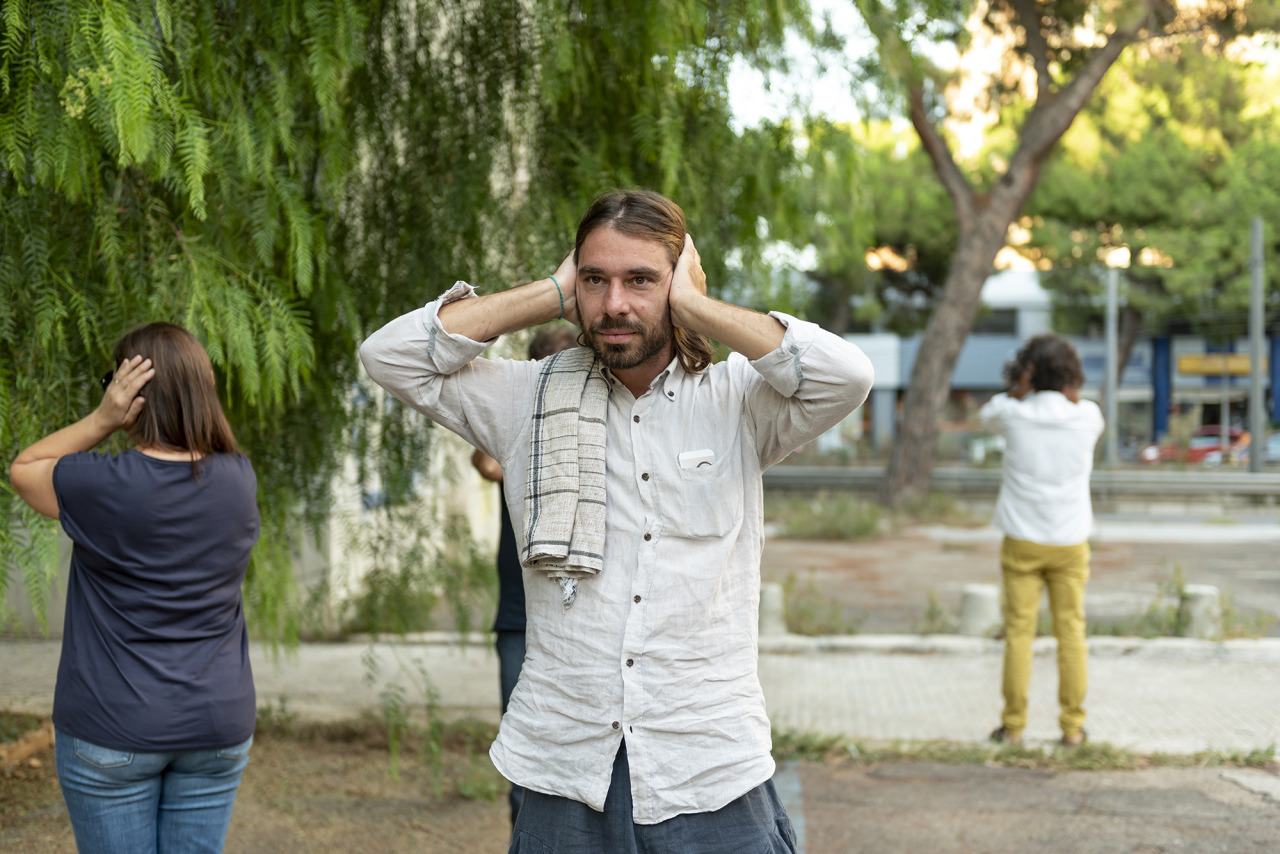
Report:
549,274,564,319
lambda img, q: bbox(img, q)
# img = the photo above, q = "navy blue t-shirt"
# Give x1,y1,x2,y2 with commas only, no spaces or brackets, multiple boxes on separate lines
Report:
51,450,260,752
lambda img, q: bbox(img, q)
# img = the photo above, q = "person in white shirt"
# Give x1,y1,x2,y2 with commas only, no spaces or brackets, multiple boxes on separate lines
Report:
359,189,874,851
978,333,1104,748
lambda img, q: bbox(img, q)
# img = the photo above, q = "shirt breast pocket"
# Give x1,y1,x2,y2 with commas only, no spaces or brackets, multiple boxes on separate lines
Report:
670,449,743,539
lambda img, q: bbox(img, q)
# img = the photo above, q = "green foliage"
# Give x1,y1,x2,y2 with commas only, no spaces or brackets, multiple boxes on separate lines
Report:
1219,590,1278,639
1026,48,1280,342
0,709,43,744
346,567,440,637
915,588,958,635
781,570,863,635
1,0,822,643
771,728,846,762
837,737,1275,771
764,490,881,539
0,0,364,635
363,647,447,787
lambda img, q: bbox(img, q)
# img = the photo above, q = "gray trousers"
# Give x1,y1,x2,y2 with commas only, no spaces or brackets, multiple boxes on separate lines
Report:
507,741,797,854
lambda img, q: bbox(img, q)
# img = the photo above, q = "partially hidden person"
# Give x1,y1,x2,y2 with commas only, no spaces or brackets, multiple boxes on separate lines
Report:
360,189,874,852
9,322,260,854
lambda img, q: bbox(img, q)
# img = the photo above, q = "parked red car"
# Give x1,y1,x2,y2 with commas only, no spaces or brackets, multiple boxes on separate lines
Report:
1138,426,1246,465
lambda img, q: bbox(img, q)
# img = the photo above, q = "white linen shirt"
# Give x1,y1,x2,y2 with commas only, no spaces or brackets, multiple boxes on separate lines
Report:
359,283,874,823
978,390,1104,546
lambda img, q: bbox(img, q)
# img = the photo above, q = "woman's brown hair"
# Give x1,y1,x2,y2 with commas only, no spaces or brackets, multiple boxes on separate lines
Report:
573,189,712,374
112,323,240,465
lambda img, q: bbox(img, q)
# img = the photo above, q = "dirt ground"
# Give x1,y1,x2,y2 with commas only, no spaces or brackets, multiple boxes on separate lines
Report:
5,734,1278,854
760,531,1280,635
0,724,513,854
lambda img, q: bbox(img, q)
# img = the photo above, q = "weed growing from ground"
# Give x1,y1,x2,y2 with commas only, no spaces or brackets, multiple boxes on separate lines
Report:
781,571,863,635
914,589,958,635
764,491,881,540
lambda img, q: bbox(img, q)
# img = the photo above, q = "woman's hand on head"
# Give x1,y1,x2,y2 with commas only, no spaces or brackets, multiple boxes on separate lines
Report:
98,355,154,431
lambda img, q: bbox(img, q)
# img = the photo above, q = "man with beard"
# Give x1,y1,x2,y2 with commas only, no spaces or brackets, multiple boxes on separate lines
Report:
359,190,874,852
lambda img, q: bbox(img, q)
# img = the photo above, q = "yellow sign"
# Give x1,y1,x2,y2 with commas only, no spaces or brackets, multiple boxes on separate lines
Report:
1177,354,1265,376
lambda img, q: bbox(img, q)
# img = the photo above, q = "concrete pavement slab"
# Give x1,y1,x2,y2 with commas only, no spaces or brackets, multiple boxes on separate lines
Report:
6,635,1279,755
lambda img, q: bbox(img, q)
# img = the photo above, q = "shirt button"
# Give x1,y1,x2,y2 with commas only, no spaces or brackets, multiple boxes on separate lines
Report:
633,415,640,423
626,659,634,667
667,391,674,398
641,473,649,481
634,595,641,603
612,721,620,730
643,533,651,541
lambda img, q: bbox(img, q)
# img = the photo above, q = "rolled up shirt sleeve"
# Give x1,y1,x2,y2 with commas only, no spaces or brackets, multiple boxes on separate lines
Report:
745,312,875,467
358,282,531,459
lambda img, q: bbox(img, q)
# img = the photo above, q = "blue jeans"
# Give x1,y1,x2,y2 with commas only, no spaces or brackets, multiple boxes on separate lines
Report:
509,741,797,854
55,730,253,854
496,630,527,826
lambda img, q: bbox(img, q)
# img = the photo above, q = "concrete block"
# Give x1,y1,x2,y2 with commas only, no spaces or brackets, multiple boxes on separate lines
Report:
759,582,788,638
1180,584,1222,639
958,583,1001,637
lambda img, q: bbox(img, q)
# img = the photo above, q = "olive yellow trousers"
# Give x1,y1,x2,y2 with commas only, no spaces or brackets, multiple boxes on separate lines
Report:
999,536,1090,739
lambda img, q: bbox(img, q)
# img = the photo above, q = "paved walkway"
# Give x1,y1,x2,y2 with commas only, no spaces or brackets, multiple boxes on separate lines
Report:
6,633,1279,755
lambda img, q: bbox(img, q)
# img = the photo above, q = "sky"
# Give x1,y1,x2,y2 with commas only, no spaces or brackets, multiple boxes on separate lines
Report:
726,0,872,129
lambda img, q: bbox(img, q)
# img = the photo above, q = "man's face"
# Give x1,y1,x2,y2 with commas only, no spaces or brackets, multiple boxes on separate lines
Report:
576,226,675,374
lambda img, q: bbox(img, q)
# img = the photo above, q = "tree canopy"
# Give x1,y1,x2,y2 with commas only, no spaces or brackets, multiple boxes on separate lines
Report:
1025,45,1280,350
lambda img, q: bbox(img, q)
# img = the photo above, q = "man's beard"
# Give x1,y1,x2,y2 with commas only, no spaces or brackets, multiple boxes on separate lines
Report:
584,315,674,371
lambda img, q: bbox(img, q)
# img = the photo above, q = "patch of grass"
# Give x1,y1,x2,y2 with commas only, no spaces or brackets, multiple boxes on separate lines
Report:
1086,597,1182,638
797,735,1278,773
256,697,301,735
914,589,958,635
1083,565,1275,640
1148,744,1277,769
0,710,43,744
455,754,505,801
771,729,846,762
895,493,982,528
781,571,862,635
1219,592,1278,639
764,491,881,540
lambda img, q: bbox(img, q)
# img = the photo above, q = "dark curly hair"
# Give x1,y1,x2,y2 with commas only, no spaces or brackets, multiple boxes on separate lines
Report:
1005,333,1085,392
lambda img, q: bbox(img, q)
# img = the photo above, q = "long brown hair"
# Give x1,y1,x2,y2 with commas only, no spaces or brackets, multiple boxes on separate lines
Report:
573,189,712,374
112,323,240,464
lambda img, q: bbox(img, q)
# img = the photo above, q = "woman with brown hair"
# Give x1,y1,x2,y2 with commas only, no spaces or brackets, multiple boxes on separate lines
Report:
9,322,260,853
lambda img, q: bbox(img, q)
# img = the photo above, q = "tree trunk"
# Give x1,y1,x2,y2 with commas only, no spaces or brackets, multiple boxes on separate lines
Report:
879,214,1014,508
1117,302,1143,386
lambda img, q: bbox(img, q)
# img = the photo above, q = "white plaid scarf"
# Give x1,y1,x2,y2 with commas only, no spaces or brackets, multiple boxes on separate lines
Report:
521,346,609,608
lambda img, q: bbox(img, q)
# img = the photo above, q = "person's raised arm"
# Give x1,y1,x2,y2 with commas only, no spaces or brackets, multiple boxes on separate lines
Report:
667,235,785,360
438,252,580,342
9,356,154,519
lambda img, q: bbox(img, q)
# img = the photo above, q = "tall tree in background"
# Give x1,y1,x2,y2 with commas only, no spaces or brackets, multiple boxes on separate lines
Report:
849,0,1269,507
0,0,366,634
